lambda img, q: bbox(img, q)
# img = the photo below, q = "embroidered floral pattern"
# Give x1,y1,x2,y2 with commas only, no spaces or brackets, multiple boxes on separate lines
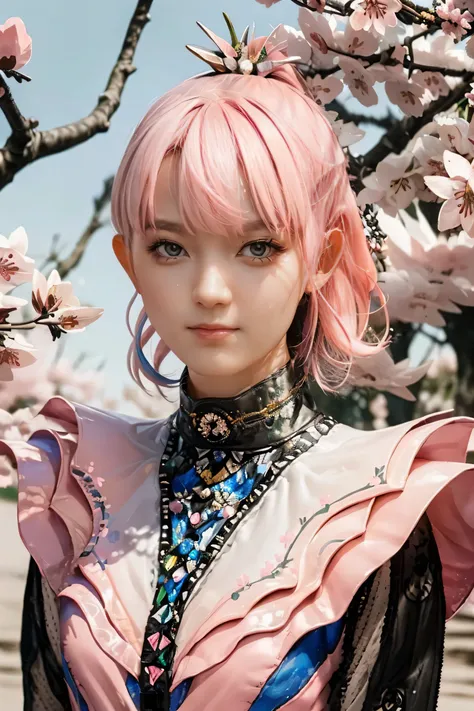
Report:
197,411,231,441
139,413,335,702
72,461,110,564
230,463,387,600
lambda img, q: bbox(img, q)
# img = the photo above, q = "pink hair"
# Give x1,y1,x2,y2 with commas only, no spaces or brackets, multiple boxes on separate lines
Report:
111,63,388,395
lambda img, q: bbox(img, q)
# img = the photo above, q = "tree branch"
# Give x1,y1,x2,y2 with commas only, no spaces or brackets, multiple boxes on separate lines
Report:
328,98,396,130
0,0,154,191
362,76,474,170
42,176,114,279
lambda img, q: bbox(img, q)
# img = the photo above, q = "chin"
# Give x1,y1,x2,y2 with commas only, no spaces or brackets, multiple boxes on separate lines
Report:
185,352,252,378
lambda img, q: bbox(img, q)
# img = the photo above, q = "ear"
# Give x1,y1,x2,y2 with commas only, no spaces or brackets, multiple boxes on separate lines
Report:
305,227,344,293
112,234,140,293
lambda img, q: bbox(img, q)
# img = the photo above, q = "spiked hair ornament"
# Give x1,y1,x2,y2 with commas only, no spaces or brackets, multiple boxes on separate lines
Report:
186,13,302,77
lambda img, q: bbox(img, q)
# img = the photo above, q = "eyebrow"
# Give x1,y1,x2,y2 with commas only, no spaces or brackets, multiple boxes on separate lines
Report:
145,218,270,235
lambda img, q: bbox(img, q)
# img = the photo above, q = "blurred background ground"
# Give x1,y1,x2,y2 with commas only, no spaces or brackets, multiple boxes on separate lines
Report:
1,497,473,710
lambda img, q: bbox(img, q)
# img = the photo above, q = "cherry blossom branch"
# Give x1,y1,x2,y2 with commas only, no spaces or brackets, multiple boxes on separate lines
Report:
328,99,396,130
362,76,474,170
42,175,114,279
0,73,37,140
0,0,154,191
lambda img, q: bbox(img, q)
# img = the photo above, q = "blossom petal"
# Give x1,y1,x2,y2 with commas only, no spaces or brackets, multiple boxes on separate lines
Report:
424,175,460,199
443,150,473,180
438,198,462,232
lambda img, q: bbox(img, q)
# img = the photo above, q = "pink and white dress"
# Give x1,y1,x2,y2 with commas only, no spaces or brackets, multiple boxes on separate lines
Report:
2,363,474,711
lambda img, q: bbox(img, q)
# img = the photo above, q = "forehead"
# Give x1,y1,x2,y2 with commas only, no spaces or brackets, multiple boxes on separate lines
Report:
153,154,262,229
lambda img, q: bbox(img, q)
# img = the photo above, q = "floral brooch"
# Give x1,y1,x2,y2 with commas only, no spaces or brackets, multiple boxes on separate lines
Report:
186,12,301,77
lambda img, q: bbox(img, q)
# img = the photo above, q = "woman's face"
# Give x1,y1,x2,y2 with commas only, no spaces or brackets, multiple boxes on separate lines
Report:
117,156,309,397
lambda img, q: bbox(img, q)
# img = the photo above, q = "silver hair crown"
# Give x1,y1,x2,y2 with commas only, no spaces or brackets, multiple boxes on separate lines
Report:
186,12,302,77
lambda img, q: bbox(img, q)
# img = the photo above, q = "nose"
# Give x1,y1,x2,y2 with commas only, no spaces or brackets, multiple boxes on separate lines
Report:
191,261,233,308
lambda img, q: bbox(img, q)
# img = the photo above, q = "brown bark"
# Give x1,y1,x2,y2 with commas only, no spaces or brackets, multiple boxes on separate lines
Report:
0,0,154,190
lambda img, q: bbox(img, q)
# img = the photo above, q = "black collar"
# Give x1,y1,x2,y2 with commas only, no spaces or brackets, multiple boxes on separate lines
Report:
176,360,320,451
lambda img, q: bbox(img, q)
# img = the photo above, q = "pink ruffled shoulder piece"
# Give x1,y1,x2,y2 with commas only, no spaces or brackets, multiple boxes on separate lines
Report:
170,411,474,711
0,396,171,710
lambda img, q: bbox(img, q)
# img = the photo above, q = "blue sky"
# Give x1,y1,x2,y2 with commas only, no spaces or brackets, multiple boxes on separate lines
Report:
1,1,307,404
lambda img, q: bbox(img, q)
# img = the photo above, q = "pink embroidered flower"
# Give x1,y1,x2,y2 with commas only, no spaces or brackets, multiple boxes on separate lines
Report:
190,512,201,525
370,475,382,486
260,560,275,577
424,151,474,237
236,573,250,588
349,0,402,35
0,18,32,71
317,494,332,508
437,0,474,40
280,531,294,548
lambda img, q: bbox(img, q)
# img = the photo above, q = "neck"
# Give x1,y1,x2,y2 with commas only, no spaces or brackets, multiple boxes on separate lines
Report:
186,343,291,399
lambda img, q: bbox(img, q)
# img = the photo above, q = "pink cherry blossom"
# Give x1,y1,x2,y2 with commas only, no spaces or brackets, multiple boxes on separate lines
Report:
280,531,294,548
378,268,456,327
349,349,431,401
307,74,343,105
325,110,365,148
0,18,32,71
378,205,474,308
0,291,27,324
32,269,80,315
335,24,379,57
385,76,425,117
52,305,104,332
437,0,473,40
0,334,36,381
338,56,378,107
236,573,250,588
424,151,474,237
0,227,34,295
298,10,339,71
259,560,275,577
349,0,402,35
357,153,417,217
412,71,450,101
255,0,281,6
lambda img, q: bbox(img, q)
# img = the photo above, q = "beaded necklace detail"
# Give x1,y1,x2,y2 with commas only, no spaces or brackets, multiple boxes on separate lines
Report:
139,411,336,711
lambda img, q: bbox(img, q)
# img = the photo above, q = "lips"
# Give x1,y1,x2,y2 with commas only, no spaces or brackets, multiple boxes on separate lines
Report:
189,325,238,330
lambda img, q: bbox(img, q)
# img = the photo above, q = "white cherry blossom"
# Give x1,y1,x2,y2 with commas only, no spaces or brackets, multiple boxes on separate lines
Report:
357,153,417,216
338,56,378,107
53,306,104,332
0,334,37,381
349,348,431,401
0,227,34,294
349,0,402,35
307,74,343,106
324,110,365,147
31,268,80,315
424,151,474,236
379,205,474,308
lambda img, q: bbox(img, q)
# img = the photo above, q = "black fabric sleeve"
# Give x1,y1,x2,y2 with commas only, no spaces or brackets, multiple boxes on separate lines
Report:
21,556,72,711
329,516,446,711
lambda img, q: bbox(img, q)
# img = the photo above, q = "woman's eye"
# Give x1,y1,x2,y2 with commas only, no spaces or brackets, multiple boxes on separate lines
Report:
148,240,186,259
240,240,283,261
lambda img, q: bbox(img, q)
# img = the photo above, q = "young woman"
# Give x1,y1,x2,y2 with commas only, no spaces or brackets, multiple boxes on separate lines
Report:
3,15,474,711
